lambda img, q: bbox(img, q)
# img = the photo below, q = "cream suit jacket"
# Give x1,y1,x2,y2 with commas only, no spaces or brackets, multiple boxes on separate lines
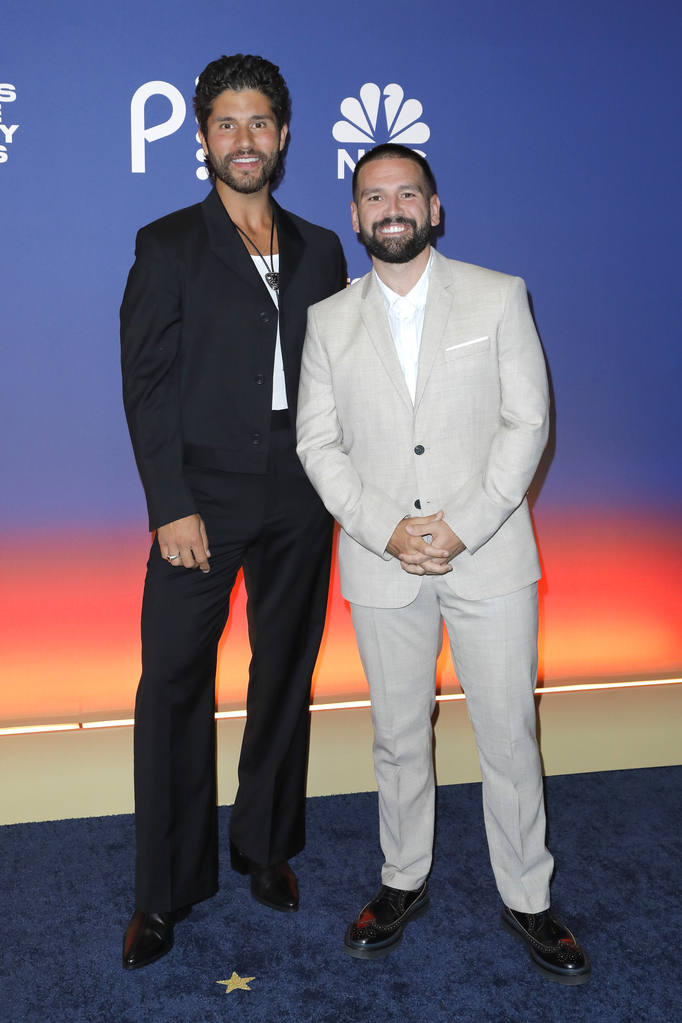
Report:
296,248,549,607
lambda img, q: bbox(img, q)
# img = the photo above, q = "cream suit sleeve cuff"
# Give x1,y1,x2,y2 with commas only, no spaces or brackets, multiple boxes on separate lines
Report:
297,307,404,560
441,276,549,554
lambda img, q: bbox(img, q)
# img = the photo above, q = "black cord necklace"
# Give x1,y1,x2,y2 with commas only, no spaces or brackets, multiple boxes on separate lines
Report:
235,213,279,292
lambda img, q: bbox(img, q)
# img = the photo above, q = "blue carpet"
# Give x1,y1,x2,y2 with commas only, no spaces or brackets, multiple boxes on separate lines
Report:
1,766,680,1022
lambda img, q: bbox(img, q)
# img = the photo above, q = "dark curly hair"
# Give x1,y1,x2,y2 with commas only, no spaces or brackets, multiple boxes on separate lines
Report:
193,53,290,141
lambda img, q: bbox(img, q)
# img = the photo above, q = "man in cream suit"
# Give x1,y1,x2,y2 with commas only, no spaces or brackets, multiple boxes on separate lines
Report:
296,144,590,984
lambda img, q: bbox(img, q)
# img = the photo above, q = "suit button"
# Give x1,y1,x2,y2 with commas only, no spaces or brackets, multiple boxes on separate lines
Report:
255,374,264,384
252,433,261,444
414,499,421,509
260,312,269,323
414,445,425,455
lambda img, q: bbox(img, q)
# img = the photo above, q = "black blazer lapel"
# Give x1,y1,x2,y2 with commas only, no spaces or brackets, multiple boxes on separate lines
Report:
271,200,307,411
272,198,305,297
201,188,277,309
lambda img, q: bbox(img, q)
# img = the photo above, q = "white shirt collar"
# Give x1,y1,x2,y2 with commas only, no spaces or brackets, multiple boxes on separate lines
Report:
374,248,433,314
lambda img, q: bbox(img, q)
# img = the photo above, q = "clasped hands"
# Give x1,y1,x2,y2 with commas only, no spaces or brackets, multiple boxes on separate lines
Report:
386,510,465,575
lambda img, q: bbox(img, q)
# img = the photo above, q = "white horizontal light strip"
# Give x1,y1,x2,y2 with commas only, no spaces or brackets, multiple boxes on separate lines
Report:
0,723,82,736
533,677,682,694
1,678,680,736
436,677,682,701
216,700,376,719
309,699,372,712
82,718,135,729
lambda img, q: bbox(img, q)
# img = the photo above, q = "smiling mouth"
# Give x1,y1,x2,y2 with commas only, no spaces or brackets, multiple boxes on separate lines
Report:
374,218,415,239
231,156,260,167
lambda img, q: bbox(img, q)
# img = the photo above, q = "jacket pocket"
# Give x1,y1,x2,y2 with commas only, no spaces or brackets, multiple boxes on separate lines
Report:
444,337,491,361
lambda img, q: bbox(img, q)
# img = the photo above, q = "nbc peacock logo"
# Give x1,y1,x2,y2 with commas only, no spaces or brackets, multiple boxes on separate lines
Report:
333,83,430,179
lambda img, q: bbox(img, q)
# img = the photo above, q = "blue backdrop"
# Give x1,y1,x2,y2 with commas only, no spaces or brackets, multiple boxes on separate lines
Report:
2,0,681,526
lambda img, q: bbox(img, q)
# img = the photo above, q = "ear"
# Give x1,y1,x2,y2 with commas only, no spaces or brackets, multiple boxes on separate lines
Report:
279,123,288,151
430,194,441,228
198,129,209,157
350,201,360,234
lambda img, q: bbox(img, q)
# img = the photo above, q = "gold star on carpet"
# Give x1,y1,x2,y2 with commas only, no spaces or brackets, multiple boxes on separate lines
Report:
217,972,256,993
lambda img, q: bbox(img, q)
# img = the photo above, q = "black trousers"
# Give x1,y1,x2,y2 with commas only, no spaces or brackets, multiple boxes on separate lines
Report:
133,422,333,912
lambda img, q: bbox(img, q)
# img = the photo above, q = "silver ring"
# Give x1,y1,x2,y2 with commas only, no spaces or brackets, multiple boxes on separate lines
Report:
167,553,181,561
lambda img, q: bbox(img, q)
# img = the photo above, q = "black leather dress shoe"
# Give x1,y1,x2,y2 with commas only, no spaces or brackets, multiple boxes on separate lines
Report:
501,905,591,985
344,882,429,959
122,905,191,971
230,843,299,912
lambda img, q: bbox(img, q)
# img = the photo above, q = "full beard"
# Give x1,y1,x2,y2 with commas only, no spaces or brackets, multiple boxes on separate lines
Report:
359,215,431,264
206,147,281,194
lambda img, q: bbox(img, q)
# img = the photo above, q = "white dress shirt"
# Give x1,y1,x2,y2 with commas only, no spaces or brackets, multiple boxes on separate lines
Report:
251,254,288,410
375,249,433,403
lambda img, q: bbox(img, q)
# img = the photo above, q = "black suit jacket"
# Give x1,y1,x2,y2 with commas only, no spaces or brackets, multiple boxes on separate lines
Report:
120,188,346,530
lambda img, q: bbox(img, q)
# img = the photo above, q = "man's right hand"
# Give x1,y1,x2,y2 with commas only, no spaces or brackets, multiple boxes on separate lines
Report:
385,511,452,575
157,514,211,573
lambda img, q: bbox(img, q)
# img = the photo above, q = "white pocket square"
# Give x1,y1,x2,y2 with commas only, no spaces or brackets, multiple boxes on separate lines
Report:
445,336,489,352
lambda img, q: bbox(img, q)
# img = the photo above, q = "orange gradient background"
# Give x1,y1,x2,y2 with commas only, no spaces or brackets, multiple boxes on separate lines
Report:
2,508,681,726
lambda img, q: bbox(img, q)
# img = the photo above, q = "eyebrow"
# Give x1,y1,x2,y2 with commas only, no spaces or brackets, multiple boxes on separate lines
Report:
361,183,425,197
211,112,275,122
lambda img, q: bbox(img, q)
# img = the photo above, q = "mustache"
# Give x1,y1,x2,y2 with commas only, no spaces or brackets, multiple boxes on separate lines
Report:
371,216,417,235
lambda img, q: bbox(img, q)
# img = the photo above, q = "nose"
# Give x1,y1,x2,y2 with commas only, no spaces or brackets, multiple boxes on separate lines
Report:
235,123,254,150
385,192,402,219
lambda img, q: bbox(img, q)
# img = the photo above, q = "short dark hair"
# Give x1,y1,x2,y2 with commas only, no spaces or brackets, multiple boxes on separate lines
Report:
352,144,436,203
193,53,290,141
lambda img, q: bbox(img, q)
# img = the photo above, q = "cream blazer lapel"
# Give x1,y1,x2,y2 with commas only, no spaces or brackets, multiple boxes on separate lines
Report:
360,272,414,414
359,249,458,415
413,250,454,412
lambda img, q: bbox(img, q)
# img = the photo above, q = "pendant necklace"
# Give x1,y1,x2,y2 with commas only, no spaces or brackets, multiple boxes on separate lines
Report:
235,213,279,292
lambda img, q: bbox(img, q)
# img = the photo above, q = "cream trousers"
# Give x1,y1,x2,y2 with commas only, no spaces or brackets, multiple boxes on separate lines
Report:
351,578,553,913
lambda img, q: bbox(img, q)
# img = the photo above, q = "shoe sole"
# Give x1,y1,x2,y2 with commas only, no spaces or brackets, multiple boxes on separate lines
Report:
344,894,430,960
501,914,591,986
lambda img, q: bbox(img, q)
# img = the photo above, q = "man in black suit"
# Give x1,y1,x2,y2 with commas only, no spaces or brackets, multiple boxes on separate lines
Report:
120,53,346,970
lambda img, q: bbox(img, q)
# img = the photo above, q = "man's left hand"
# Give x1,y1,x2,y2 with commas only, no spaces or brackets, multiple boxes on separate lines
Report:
399,516,466,575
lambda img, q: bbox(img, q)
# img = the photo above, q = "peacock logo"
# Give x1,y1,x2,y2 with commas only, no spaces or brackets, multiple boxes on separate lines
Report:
333,83,430,146
333,83,430,179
